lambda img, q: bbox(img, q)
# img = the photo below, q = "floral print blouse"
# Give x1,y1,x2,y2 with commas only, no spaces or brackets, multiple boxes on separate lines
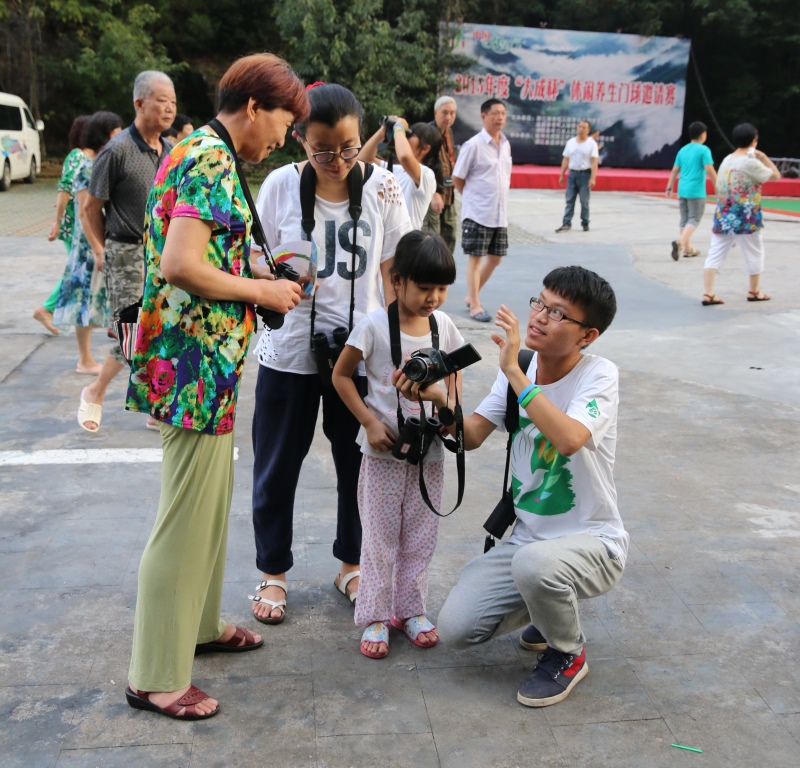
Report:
125,127,255,435
712,153,775,235
57,148,85,244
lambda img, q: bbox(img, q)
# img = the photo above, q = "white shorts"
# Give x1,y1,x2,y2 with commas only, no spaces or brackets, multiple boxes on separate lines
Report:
704,231,765,275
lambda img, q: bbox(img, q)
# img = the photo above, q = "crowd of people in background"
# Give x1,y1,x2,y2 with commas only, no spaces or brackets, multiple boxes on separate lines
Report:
29,53,783,722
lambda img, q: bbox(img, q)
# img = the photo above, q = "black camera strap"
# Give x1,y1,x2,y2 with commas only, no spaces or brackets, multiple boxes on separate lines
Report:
207,118,277,273
300,161,374,347
387,300,465,518
483,348,534,552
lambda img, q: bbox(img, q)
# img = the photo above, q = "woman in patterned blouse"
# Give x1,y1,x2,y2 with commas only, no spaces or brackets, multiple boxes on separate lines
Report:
124,54,309,721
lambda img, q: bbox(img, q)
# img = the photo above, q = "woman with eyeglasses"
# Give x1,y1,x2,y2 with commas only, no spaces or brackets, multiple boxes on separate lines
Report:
249,83,411,625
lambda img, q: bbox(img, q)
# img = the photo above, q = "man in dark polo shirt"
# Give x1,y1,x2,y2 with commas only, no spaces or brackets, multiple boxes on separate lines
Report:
422,96,458,254
78,70,175,433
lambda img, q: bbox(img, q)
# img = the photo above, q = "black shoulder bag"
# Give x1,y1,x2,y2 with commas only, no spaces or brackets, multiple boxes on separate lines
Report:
482,349,535,552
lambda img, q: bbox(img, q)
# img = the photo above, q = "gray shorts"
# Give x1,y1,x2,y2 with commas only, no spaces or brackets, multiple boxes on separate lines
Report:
103,239,144,362
679,197,707,229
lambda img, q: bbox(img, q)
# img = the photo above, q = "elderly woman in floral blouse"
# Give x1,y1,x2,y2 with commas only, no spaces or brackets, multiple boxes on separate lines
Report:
123,53,308,721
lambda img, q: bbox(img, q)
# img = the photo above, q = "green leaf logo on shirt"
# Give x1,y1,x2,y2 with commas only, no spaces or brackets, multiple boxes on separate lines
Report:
511,422,576,517
586,399,599,419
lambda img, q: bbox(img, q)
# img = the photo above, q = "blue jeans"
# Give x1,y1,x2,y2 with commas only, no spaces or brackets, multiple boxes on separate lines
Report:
563,169,591,227
251,366,367,574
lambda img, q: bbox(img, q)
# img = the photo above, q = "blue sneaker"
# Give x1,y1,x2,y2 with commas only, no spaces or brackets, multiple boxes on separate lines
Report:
519,625,547,651
517,646,588,707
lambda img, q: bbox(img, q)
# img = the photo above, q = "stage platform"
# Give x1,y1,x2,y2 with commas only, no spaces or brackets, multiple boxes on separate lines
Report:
510,165,800,197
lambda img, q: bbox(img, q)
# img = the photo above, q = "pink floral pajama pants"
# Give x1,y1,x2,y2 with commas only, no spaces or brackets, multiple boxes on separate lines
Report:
354,454,444,627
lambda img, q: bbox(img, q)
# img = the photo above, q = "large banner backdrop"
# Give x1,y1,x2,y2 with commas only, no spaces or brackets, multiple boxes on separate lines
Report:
445,24,691,169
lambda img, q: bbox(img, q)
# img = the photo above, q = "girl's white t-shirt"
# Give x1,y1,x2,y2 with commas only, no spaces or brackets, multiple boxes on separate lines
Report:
346,307,465,462
254,163,411,374
475,352,628,564
379,160,436,230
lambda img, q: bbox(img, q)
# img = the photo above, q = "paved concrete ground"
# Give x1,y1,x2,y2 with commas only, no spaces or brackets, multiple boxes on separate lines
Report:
1,180,799,767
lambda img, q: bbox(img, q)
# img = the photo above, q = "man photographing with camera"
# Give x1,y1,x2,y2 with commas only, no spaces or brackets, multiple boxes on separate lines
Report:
394,265,627,707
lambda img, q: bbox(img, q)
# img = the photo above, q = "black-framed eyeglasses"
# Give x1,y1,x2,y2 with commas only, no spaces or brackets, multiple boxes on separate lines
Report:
309,146,362,164
529,297,591,327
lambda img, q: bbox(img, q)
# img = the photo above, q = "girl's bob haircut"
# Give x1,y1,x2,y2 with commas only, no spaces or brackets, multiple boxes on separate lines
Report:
390,230,456,286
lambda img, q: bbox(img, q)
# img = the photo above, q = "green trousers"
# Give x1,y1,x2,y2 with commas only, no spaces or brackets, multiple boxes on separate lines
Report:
129,424,235,691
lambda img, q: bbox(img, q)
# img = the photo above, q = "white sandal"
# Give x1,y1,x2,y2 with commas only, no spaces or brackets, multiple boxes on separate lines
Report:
333,570,360,606
77,387,102,433
248,579,287,625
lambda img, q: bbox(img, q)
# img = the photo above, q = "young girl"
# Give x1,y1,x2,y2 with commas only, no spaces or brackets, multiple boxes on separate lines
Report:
250,84,411,626
360,117,442,229
332,230,464,658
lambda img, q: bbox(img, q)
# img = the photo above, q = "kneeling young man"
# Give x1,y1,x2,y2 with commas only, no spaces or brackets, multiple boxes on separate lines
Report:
396,265,626,707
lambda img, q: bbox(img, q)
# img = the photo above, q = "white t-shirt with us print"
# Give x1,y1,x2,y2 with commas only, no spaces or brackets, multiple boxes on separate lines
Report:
475,352,628,564
253,162,411,374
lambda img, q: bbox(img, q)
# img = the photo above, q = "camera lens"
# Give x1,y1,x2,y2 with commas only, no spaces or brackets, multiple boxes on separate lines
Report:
403,357,429,382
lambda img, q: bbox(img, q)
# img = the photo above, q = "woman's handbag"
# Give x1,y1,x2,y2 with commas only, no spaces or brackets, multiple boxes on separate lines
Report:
116,299,142,367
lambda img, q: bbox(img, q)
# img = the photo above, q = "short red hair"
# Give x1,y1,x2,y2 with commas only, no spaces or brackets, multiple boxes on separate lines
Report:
218,53,309,121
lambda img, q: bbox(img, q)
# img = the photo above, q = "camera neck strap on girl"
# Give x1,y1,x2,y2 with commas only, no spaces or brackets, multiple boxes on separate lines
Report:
207,118,297,331
386,300,466,517
299,161,374,348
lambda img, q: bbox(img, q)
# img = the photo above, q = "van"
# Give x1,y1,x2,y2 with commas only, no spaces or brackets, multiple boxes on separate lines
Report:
0,92,45,192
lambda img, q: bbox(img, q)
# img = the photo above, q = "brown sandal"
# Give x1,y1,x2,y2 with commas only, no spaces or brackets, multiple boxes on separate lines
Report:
747,290,771,302
125,684,219,720
195,625,263,655
702,293,724,305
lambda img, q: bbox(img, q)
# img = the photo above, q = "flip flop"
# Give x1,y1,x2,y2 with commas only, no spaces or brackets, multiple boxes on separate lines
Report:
77,387,102,432
747,291,771,302
702,294,724,306
469,309,492,323
390,615,438,648
334,571,359,606
195,625,263,655
125,685,219,721
671,241,679,261
683,248,701,257
360,621,389,659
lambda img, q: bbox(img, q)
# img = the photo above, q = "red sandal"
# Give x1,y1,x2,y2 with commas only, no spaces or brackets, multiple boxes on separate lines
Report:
125,684,219,720
702,293,724,306
195,625,263,655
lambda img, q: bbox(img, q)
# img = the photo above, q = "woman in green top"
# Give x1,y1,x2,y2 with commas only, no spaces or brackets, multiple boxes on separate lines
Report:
33,115,90,335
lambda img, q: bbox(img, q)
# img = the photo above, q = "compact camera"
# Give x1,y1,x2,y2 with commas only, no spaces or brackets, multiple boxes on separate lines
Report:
403,343,482,387
256,262,300,330
312,326,349,386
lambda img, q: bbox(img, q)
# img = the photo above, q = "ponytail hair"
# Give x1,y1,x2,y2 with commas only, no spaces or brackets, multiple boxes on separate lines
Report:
294,83,363,139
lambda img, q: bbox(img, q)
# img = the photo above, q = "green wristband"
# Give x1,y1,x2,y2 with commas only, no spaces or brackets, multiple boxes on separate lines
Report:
519,387,541,408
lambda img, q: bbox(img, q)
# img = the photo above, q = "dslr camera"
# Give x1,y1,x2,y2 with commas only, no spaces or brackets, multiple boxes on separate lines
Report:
402,343,481,387
312,326,349,386
256,262,300,330
379,115,411,149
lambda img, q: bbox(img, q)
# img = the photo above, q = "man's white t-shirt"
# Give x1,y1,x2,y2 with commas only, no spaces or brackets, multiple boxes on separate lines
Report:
346,308,465,462
475,352,628,564
253,163,411,374
379,161,436,230
563,137,599,171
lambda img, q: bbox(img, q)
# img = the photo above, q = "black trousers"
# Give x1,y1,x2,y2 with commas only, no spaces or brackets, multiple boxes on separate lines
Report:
251,365,367,574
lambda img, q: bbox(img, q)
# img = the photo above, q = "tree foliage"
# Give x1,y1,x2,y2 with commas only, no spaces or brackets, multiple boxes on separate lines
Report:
0,0,797,159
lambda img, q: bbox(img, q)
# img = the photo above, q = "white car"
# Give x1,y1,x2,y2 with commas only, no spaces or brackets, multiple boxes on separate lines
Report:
0,92,45,191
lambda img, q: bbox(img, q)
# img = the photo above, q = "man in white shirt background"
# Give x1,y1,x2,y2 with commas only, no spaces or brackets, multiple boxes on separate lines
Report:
453,98,513,323
556,120,598,233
